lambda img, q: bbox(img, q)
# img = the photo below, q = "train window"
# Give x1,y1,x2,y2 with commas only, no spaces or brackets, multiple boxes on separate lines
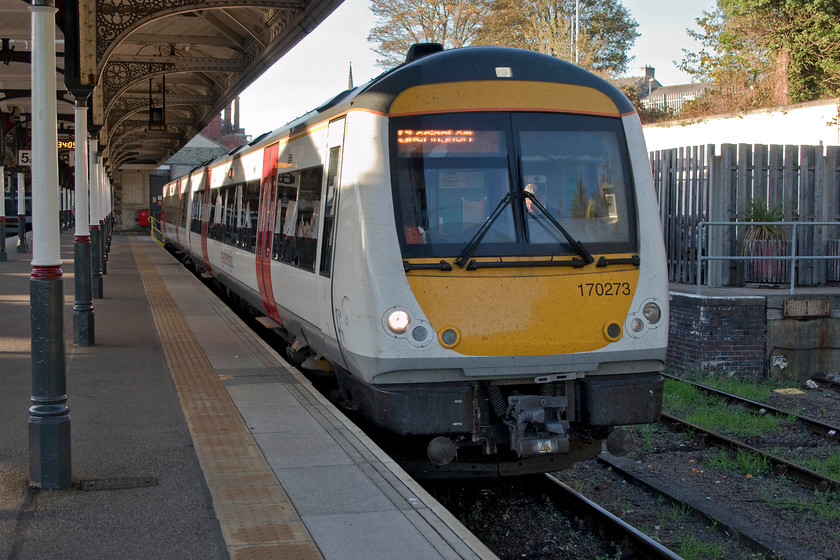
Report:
210,190,224,242
275,173,298,263
272,167,323,271
221,185,236,244
233,180,260,252
391,113,516,258
514,113,637,254
390,112,637,259
319,146,341,277
190,186,203,234
177,185,188,228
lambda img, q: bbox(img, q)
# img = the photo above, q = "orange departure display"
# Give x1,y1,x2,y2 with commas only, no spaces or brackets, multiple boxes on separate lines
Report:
397,130,475,144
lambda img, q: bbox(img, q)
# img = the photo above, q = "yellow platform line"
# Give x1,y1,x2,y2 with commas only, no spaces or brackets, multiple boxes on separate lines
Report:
131,239,323,560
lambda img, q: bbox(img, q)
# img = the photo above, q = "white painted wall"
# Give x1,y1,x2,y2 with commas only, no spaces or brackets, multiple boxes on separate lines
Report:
642,99,840,152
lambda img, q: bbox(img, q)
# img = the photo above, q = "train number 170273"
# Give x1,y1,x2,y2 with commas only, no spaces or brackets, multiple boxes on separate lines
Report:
577,282,631,296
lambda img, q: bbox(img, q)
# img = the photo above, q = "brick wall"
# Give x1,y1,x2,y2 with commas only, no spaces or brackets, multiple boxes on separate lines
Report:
114,170,148,231
668,293,766,378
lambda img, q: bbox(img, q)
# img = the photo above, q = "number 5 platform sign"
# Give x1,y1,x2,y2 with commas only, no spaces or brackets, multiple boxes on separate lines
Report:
18,150,32,166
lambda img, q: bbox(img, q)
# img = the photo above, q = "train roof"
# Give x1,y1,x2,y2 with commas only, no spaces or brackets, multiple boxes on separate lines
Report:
177,46,635,180
353,46,635,115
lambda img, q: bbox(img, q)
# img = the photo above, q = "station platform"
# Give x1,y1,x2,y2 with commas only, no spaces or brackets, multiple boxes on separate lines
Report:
0,232,495,560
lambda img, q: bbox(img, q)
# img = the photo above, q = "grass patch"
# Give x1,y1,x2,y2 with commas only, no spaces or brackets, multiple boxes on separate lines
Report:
677,533,729,560
769,489,840,522
788,452,840,481
664,378,784,439
705,448,771,476
670,370,800,402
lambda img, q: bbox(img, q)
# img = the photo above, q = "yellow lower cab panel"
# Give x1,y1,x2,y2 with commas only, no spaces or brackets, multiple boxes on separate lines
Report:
405,256,640,356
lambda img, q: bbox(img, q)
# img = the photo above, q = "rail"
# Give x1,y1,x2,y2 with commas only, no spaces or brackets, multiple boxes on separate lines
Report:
149,216,166,247
696,221,840,295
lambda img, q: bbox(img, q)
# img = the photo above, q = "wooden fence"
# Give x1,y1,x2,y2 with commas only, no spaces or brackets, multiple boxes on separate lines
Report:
651,144,840,287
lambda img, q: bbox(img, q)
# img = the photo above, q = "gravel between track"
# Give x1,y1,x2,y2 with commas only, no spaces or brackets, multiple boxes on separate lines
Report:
433,381,840,560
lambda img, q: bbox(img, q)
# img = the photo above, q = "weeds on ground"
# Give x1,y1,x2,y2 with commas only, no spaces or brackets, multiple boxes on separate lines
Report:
706,448,771,476
768,489,840,522
669,369,802,401
664,378,784,439
677,533,729,560
789,450,840,481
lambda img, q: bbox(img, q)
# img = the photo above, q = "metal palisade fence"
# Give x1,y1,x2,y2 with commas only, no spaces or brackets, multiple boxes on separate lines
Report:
650,144,840,288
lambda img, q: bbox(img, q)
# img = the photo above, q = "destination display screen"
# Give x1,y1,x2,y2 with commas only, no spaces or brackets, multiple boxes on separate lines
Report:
396,129,504,156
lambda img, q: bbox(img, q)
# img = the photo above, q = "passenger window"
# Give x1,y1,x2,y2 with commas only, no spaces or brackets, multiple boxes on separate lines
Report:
273,167,323,270
190,187,203,234
276,173,298,263
178,183,188,228
235,180,259,252
319,146,341,277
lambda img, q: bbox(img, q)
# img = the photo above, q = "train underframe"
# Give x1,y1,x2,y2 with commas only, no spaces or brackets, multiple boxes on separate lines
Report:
335,367,663,477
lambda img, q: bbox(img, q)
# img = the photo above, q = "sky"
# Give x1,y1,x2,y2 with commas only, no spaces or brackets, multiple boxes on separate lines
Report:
237,0,718,137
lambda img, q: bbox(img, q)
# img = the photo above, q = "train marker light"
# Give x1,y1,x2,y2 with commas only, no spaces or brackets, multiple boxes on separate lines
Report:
642,302,661,324
439,328,460,348
604,322,622,341
387,310,410,334
630,317,644,333
411,325,427,342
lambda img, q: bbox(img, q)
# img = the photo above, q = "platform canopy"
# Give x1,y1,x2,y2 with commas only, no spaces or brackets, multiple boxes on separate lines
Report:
0,0,343,172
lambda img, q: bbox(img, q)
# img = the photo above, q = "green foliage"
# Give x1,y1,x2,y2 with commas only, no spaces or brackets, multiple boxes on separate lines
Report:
742,197,785,241
664,378,784,439
790,452,840,481
678,533,729,560
680,0,840,114
696,374,775,401
706,448,771,476
618,86,674,124
771,489,840,522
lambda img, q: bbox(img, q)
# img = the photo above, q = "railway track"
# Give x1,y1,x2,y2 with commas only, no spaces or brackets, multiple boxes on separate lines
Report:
659,412,840,492
660,375,840,492
663,373,840,440
541,473,683,560
812,374,840,393
594,453,827,560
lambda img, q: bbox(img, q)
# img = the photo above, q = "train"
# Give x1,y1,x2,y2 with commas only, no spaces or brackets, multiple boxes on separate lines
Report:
160,44,669,476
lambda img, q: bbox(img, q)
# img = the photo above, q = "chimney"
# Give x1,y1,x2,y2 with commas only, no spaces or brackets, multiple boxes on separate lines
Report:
234,97,240,132
643,66,655,81
223,105,232,134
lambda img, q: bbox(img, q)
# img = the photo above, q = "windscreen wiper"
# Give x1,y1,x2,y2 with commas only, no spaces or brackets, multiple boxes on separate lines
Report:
524,191,595,265
454,192,513,268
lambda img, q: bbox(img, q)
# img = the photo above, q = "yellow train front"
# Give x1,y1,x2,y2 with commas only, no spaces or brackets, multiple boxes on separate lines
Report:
330,45,669,475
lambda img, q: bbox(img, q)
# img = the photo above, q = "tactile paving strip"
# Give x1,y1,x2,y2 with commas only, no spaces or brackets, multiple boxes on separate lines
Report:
131,239,323,560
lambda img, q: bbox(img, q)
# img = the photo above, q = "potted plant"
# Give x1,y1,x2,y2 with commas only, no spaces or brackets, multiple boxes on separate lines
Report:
741,198,788,283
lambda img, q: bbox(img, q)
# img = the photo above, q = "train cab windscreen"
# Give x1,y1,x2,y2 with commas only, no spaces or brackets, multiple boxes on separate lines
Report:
390,112,638,260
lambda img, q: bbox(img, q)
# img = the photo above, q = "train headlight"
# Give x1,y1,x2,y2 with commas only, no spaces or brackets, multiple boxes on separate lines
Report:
630,317,644,333
386,310,410,334
643,302,661,324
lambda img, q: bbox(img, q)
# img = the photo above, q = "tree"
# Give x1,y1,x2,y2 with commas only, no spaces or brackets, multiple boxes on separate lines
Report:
618,86,673,124
368,0,487,69
680,0,840,112
678,8,779,114
475,0,639,76
367,0,638,76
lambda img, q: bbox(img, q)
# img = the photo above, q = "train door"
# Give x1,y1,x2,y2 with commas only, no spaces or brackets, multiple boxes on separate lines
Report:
255,143,282,323
315,118,345,340
200,169,214,273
